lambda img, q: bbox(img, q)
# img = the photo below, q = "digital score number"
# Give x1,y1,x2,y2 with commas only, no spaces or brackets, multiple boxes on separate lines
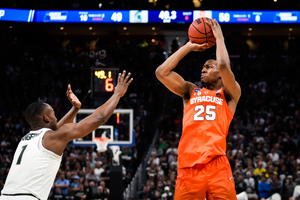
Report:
94,70,115,92
111,12,122,22
159,10,177,23
218,12,230,22
149,10,192,23
92,68,118,96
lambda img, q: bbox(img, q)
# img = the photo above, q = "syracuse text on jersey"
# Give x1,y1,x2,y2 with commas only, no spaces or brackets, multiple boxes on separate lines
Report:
190,90,224,106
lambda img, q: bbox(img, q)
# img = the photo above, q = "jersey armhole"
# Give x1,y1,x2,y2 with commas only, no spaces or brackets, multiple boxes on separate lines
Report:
183,86,201,112
221,88,234,118
38,131,62,160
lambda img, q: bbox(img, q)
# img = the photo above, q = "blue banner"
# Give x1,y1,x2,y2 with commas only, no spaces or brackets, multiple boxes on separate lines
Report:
193,10,299,23
34,10,130,23
34,10,149,23
0,8,34,22
0,8,299,23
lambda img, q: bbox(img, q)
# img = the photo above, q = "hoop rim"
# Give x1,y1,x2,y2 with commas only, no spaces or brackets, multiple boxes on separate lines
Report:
93,137,110,144
92,137,110,152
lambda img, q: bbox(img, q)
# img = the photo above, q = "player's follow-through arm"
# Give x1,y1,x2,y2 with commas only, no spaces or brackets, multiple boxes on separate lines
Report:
155,42,208,97
206,19,241,104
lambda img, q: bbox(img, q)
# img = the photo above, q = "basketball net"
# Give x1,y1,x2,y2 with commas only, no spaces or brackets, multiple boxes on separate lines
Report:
93,137,109,152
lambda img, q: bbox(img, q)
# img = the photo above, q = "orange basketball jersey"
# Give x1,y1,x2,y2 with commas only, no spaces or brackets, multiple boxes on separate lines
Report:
178,87,233,168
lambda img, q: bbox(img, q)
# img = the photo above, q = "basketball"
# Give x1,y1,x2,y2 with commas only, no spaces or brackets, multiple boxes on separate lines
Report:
188,17,216,49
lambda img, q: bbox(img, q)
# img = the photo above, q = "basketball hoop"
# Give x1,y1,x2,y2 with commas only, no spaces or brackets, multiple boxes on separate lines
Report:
93,137,109,152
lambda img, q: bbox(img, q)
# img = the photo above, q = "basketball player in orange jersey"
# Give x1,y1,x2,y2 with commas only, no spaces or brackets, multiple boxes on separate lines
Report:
156,19,241,199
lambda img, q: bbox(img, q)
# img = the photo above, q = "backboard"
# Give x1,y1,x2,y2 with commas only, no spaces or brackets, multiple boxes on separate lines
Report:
71,109,135,147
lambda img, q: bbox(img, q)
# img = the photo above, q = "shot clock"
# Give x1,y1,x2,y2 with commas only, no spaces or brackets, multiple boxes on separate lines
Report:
91,68,119,97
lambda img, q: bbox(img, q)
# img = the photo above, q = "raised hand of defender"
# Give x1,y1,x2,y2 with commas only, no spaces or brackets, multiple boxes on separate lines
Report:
66,84,82,109
206,18,224,39
114,70,133,97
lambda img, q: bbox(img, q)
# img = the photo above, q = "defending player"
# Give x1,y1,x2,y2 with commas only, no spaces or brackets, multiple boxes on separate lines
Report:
156,19,241,199
0,71,133,200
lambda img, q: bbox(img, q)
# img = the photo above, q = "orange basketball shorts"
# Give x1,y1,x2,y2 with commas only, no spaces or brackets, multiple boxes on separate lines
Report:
175,155,237,200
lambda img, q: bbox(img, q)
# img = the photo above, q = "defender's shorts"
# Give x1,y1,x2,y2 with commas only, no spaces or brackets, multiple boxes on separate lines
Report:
175,155,237,200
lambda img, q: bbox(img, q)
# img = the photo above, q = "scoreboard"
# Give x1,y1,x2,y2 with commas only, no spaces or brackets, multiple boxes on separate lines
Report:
34,10,149,23
0,8,299,23
91,68,119,97
193,10,299,23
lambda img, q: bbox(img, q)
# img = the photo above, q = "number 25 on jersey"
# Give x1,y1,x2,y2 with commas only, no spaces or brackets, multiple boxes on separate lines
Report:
194,105,216,121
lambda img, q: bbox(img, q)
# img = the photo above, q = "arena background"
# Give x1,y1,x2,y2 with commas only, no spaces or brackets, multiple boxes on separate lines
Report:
0,0,300,200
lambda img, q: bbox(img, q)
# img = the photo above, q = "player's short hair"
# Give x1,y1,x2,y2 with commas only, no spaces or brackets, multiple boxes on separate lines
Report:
25,102,48,125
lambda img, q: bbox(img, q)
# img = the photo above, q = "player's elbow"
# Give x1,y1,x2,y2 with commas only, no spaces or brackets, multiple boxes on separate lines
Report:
95,113,108,124
155,66,163,78
86,112,107,128
217,62,229,70
155,65,169,80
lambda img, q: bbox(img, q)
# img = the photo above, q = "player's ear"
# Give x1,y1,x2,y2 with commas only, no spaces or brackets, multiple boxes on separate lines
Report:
43,115,50,123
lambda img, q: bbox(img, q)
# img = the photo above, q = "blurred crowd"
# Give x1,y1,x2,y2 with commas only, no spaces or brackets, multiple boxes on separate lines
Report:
1,29,300,200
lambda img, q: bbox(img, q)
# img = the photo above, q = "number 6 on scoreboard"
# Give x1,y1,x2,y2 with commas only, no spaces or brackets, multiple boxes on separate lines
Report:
105,78,114,92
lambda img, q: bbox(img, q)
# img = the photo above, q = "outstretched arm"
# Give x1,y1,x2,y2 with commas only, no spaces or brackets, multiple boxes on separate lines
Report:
207,19,241,105
43,71,133,155
57,84,82,128
155,42,208,97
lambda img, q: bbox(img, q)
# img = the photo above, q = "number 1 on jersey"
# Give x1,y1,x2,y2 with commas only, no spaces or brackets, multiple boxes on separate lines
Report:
17,145,28,165
194,105,216,121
